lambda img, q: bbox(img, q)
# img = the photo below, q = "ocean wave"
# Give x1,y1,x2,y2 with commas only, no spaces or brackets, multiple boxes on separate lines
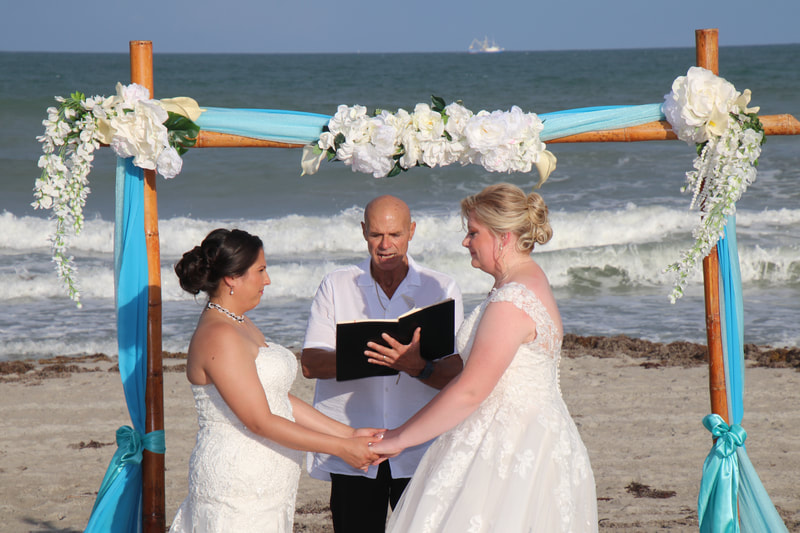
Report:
4,205,800,303
4,204,800,255
6,243,799,304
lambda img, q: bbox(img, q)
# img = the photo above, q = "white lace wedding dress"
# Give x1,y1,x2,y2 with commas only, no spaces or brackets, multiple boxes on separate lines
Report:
387,283,598,532
169,344,303,533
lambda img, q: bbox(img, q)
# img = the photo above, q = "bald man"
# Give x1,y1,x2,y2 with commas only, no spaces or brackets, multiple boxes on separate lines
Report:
301,195,464,532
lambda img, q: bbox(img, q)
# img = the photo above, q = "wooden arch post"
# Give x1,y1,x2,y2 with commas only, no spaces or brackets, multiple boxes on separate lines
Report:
695,29,729,424
129,40,166,533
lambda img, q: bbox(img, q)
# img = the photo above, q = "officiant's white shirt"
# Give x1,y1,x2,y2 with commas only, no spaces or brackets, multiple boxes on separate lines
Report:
303,256,463,480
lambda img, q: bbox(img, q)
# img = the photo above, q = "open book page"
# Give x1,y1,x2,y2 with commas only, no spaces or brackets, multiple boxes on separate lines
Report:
335,298,455,381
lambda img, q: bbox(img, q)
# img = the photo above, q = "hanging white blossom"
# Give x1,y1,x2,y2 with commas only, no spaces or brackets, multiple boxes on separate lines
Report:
662,67,764,302
34,83,200,305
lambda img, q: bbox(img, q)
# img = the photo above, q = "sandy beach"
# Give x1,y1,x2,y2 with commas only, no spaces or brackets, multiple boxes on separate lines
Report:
1,338,798,532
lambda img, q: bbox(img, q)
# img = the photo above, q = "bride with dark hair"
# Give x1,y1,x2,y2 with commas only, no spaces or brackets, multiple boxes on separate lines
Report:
170,228,381,533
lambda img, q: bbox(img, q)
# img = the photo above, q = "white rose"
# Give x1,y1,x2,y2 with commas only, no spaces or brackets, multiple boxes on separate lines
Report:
412,103,445,142
464,110,510,153
344,115,375,145
391,109,414,141
335,140,355,165
352,144,395,177
479,143,516,173
444,138,469,166
348,115,398,177
444,102,473,138
156,146,183,179
663,67,740,144
399,130,422,168
109,100,170,169
115,82,151,108
419,139,449,167
370,113,401,157
328,105,368,138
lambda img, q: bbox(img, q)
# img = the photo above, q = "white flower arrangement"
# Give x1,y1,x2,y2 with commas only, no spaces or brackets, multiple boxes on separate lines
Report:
662,67,765,302
35,73,764,307
301,96,557,183
34,83,200,305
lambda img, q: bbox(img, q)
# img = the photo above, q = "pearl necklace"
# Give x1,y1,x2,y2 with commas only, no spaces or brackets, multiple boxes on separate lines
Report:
206,302,245,324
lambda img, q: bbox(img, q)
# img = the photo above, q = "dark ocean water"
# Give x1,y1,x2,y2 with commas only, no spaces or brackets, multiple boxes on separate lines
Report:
1,46,798,360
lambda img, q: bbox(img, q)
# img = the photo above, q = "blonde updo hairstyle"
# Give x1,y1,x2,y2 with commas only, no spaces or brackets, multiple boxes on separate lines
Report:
460,183,553,253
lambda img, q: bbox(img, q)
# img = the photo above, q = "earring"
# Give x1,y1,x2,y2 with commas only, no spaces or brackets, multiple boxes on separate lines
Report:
229,287,234,296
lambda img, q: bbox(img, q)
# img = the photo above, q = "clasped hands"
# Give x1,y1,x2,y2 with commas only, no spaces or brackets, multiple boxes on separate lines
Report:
351,428,404,471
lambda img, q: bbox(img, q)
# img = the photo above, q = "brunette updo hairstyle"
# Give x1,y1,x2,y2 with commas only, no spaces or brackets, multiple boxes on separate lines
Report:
460,183,553,253
174,228,263,296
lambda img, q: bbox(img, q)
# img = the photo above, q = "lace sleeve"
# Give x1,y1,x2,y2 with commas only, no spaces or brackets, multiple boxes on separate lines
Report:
489,283,559,351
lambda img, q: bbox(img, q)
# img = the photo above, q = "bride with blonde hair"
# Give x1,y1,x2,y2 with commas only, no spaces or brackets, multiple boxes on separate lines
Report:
371,183,598,532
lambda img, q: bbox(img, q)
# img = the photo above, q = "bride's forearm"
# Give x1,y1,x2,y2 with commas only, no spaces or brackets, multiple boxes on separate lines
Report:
394,378,483,449
289,394,353,438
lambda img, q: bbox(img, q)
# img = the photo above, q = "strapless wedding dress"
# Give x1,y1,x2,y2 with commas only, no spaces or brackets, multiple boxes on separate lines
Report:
170,344,303,533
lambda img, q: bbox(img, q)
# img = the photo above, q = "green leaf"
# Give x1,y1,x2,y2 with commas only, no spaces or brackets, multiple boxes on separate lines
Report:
164,112,200,156
334,132,346,147
431,95,446,112
387,164,403,177
695,141,706,157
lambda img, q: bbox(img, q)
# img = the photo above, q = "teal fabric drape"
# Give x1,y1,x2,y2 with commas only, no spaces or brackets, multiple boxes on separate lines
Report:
193,103,667,146
196,107,331,145
85,158,165,532
697,216,789,532
718,216,744,425
539,104,665,141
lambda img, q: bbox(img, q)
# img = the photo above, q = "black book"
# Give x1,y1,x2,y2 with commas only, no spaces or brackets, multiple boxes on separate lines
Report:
335,298,456,382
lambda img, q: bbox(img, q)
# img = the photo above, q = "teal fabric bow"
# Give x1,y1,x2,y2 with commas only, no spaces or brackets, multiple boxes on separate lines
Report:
698,414,747,533
116,425,166,465
90,426,166,516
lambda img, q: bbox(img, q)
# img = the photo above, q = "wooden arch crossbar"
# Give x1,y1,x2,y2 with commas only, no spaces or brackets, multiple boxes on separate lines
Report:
129,29,800,532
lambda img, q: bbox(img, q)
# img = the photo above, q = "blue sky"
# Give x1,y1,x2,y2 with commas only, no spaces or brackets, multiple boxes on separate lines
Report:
2,0,798,53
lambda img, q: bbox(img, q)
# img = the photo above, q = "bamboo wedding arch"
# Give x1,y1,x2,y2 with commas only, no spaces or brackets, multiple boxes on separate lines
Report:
122,29,800,531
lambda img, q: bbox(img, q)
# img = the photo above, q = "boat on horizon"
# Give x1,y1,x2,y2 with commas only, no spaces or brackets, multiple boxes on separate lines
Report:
468,36,504,54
